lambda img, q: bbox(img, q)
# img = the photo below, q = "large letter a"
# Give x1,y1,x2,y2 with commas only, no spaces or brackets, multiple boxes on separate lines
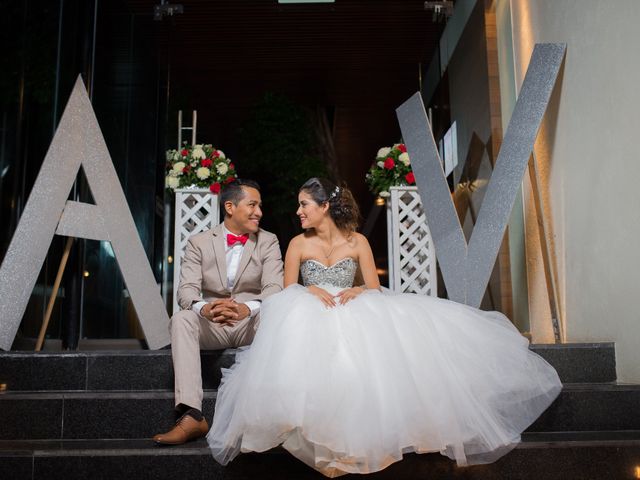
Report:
0,77,170,350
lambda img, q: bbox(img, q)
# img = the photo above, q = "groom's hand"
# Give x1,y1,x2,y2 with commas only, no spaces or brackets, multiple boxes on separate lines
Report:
201,299,236,325
229,301,251,321
202,299,250,325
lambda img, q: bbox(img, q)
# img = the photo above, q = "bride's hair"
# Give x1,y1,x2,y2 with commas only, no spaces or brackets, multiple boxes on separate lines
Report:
300,177,360,233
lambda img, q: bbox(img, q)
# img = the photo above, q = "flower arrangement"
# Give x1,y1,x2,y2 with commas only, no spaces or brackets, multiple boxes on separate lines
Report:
165,143,237,194
365,143,415,197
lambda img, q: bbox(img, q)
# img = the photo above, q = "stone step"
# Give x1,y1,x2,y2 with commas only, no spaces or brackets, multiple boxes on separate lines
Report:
1,383,639,441
0,342,616,393
0,391,216,441
529,383,640,432
0,350,234,392
530,342,616,383
1,432,639,480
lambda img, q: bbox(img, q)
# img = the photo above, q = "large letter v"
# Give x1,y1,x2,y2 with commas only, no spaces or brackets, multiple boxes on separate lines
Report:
396,43,566,307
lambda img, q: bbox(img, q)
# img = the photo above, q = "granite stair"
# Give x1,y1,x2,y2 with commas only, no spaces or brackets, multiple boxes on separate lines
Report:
2,343,639,479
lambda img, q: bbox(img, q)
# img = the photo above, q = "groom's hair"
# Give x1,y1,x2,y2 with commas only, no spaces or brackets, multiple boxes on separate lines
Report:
221,179,261,215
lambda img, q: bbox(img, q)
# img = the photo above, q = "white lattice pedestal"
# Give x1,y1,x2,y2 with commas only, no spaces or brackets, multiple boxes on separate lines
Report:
173,188,220,313
386,186,437,295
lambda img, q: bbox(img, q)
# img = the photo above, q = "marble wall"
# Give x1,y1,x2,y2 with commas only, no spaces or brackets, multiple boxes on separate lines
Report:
503,0,640,381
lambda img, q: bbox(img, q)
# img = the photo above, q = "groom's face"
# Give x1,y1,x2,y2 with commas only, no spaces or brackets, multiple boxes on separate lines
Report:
225,186,262,234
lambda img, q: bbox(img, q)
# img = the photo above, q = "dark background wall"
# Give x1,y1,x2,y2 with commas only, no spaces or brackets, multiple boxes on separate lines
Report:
0,0,167,346
0,0,445,346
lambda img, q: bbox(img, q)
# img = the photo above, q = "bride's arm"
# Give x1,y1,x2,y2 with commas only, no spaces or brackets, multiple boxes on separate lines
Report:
356,234,381,290
283,235,303,287
337,234,381,304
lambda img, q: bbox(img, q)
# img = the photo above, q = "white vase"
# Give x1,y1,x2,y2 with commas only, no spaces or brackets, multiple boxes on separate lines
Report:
386,186,437,296
172,188,220,314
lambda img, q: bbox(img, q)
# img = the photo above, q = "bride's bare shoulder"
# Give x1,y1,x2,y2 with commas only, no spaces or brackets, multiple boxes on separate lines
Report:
349,232,370,247
288,233,312,249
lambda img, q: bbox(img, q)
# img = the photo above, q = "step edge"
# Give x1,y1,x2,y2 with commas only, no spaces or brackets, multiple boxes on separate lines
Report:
0,390,219,400
0,343,615,358
2,439,640,458
6,384,640,398
530,342,615,349
0,350,239,358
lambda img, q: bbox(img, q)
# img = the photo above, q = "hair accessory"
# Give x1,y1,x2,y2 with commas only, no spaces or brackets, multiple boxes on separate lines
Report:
328,186,340,200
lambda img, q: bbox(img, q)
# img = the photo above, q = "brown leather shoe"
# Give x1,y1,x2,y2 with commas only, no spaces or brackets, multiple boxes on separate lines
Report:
153,413,209,445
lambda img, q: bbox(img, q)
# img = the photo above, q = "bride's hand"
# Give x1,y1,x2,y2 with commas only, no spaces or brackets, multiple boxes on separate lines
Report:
336,286,364,305
307,285,337,308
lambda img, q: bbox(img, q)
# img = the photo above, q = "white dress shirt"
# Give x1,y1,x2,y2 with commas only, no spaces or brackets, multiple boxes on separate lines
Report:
192,226,260,319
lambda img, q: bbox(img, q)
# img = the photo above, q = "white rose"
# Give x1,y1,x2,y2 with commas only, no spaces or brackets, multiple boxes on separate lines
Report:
165,175,179,190
216,150,226,159
191,145,206,160
392,143,401,150
379,191,390,198
196,167,211,180
166,150,175,161
172,161,186,175
399,152,410,166
173,151,181,161
377,147,391,158
377,161,385,168
216,162,228,175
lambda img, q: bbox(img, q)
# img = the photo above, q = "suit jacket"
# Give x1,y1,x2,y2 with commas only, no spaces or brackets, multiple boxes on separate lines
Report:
176,223,284,310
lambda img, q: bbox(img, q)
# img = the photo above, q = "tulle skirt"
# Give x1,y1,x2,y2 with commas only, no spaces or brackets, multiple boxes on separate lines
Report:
207,285,562,477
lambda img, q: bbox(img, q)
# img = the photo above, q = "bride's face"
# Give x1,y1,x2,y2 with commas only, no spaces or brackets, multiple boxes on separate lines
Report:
297,191,328,229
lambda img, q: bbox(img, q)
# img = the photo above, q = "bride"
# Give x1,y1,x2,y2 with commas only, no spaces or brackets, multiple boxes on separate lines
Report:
207,177,562,477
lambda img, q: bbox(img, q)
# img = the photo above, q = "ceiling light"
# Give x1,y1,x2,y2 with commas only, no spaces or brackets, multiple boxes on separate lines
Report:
424,1,454,22
278,1,335,3
154,1,184,21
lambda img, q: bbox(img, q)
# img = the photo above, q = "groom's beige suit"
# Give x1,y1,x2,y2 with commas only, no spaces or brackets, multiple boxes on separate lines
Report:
171,223,283,410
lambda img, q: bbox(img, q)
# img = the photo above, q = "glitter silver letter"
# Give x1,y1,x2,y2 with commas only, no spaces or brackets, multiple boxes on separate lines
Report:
0,77,170,350
397,43,566,307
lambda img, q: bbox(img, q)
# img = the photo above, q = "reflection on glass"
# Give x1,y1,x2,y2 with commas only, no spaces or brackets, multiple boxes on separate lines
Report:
1,1,167,348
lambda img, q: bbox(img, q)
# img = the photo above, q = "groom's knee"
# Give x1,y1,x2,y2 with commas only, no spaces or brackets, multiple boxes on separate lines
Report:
170,309,200,337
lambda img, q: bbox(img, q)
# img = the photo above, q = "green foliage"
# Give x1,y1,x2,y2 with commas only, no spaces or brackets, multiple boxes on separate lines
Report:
239,93,327,222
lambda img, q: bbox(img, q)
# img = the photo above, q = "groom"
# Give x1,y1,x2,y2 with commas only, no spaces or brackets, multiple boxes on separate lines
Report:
154,179,284,445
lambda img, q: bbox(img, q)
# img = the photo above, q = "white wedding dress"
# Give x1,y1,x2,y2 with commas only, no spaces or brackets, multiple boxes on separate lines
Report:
207,258,562,477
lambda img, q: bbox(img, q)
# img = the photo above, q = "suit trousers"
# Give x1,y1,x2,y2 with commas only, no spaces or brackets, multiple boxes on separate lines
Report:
170,309,260,411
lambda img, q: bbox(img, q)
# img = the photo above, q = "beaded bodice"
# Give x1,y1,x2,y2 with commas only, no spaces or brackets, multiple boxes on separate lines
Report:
300,258,357,289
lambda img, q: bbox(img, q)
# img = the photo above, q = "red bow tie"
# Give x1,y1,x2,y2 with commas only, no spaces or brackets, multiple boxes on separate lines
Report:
226,233,249,246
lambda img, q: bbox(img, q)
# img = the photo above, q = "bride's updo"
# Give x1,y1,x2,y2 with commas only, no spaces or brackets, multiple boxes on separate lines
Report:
300,177,360,233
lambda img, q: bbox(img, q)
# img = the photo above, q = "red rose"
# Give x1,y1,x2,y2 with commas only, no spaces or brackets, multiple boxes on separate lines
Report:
405,172,415,184
398,144,407,153
225,176,235,184
201,159,212,167
181,149,188,157
211,150,220,158
228,162,235,170
182,165,191,173
384,157,395,170
210,182,221,194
